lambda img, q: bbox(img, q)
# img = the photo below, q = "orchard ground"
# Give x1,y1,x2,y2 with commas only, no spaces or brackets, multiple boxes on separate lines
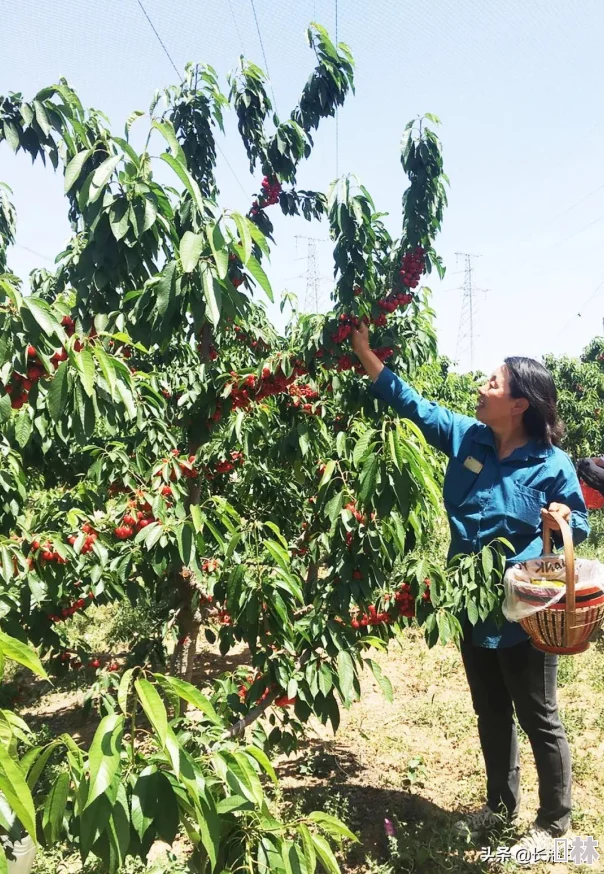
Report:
12,513,604,874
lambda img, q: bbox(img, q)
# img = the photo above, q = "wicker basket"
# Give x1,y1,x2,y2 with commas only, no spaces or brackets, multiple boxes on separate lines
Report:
519,511,604,655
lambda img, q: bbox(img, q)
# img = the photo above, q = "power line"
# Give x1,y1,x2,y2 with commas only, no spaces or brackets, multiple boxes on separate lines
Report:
15,243,54,263
249,0,278,112
134,0,250,199
135,0,180,77
227,0,246,56
551,278,604,345
518,182,604,243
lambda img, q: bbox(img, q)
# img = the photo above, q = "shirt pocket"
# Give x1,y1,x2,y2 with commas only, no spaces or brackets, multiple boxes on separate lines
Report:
504,483,546,535
443,457,479,508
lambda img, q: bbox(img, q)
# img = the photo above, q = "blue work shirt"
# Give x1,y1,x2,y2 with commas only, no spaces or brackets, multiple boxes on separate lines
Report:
371,367,590,648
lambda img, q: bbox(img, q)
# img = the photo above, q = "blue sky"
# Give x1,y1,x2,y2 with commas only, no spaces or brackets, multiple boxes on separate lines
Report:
2,0,604,374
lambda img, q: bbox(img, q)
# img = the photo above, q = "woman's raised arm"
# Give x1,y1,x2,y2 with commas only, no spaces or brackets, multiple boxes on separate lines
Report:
351,324,477,458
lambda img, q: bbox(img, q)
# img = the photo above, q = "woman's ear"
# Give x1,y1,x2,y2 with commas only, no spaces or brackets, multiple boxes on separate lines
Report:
512,396,530,416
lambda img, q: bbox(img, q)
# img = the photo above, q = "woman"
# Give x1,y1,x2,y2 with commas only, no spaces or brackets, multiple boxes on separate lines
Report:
350,324,589,858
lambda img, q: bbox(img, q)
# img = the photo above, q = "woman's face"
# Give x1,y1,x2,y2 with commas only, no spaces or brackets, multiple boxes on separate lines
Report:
476,365,527,428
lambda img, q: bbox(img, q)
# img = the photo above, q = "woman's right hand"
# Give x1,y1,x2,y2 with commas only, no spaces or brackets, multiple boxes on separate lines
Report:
351,322,371,357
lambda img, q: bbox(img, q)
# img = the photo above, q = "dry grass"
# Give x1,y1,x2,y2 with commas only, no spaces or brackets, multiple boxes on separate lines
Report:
272,630,604,874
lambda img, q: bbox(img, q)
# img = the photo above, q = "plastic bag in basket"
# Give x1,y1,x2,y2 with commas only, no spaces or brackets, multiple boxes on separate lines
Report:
503,554,604,622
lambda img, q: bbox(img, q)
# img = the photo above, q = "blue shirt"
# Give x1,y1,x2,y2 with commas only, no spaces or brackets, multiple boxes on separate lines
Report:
371,367,590,648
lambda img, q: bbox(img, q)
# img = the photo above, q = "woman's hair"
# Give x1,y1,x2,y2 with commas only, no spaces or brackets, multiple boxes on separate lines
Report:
504,356,565,446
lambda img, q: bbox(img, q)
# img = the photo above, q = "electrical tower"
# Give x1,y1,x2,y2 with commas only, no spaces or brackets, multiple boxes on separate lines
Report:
295,235,329,312
455,252,487,371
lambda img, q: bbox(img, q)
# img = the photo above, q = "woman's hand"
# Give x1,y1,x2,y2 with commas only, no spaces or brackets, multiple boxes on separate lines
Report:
350,323,385,382
350,322,370,357
541,502,572,530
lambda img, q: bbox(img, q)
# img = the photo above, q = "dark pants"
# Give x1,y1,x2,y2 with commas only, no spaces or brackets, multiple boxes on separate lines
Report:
461,637,571,836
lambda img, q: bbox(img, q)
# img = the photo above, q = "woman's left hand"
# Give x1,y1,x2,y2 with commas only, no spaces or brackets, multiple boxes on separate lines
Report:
541,502,572,530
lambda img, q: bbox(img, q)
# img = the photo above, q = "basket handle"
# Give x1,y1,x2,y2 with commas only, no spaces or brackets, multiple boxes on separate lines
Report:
542,510,576,617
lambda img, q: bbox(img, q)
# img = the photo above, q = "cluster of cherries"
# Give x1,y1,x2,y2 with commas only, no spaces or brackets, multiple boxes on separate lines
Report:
231,324,270,354
31,539,68,565
214,451,245,475
5,337,70,410
227,362,309,412
351,601,393,629
4,316,127,411
345,501,366,524
259,176,282,207
237,675,295,708
377,292,414,314
114,496,158,540
58,651,119,672
48,592,94,623
153,450,199,483
398,246,425,289
394,579,431,619
331,313,364,345
67,523,98,555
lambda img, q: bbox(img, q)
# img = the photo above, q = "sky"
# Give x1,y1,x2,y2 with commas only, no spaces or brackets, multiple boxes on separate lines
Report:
2,0,604,374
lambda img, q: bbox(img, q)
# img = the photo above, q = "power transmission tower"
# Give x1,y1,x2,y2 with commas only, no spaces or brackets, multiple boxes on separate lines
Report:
295,235,329,312
455,252,487,371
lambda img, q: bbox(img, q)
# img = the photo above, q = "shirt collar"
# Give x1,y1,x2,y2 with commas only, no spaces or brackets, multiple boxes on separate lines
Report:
473,426,553,460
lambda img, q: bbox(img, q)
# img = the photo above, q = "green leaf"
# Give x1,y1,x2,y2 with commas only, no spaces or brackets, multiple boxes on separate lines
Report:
0,744,37,839
64,148,93,193
232,212,252,264
155,675,222,726
73,348,95,398
176,521,195,566
93,345,117,398
264,539,291,572
0,846,7,874
0,632,47,680
207,223,228,280
358,454,379,505
89,155,120,203
14,411,32,449
86,713,124,808
308,811,357,843
190,504,203,534
481,545,494,580
319,460,336,490
325,491,344,525
179,231,205,273
336,650,355,703
243,745,278,784
117,668,135,715
42,772,69,843
366,658,393,703
466,599,479,625
47,361,69,421
0,395,11,426
298,824,317,874
247,217,271,258
131,769,159,843
152,119,186,165
247,255,274,302
109,199,130,242
310,833,340,874
33,99,51,136
353,429,376,468
21,298,66,343
135,678,168,745
3,120,20,153
388,428,404,471
160,153,204,213
200,263,222,327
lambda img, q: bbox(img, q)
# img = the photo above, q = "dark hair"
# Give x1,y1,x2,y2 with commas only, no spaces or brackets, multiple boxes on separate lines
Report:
504,356,565,447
